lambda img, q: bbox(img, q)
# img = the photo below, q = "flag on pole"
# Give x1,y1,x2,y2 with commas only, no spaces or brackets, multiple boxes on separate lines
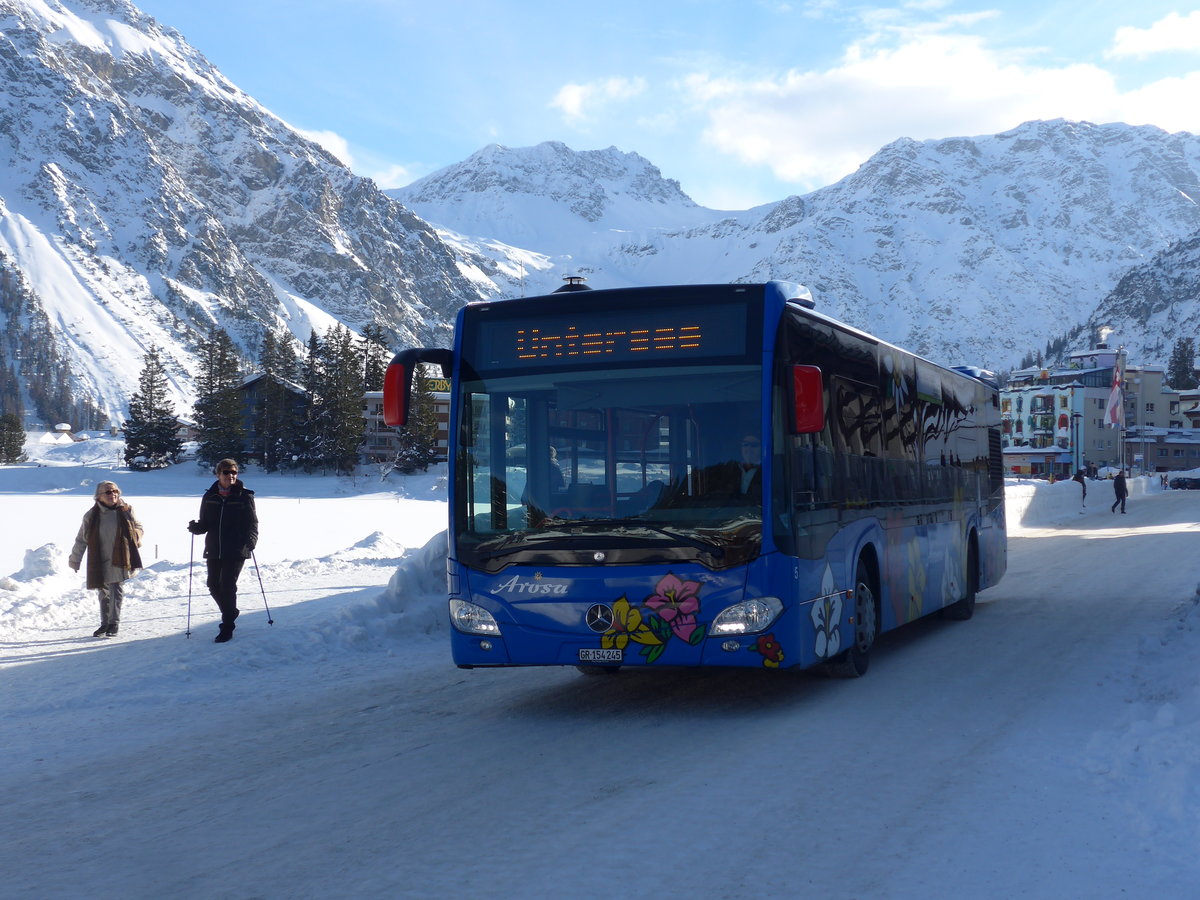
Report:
1105,364,1124,428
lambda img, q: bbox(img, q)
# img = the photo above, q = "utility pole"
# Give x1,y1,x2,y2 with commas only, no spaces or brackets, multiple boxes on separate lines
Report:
1118,345,1128,472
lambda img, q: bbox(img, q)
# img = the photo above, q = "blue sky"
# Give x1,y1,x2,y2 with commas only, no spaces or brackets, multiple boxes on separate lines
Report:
134,0,1200,209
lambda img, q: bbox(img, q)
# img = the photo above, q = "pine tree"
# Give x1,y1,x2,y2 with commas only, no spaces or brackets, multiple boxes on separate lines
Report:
193,326,246,469
253,329,304,471
0,340,23,421
0,365,22,421
123,348,183,469
0,260,81,426
1166,337,1198,390
293,331,324,472
0,412,26,464
250,329,279,468
361,323,392,392
314,325,367,474
393,364,441,474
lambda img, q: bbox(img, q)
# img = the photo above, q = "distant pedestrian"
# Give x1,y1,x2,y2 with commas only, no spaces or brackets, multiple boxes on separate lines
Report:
1111,469,1128,514
1072,469,1087,507
69,481,143,637
187,459,258,643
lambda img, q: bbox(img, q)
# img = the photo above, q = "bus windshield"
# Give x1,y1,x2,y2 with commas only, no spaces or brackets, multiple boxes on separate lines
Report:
454,363,763,572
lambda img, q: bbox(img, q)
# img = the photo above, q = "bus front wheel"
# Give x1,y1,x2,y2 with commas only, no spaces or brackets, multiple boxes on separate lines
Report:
830,561,877,678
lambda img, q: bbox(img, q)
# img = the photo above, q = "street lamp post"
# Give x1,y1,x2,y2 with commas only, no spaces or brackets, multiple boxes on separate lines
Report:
1071,411,1082,474
1118,345,1128,472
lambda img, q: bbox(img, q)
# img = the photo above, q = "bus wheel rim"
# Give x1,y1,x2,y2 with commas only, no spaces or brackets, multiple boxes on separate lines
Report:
855,581,876,652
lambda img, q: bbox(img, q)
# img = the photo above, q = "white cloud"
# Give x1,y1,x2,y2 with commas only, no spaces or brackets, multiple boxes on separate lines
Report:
1109,11,1200,59
296,128,355,167
550,77,647,125
684,31,1136,190
363,162,414,190
1110,71,1200,133
292,126,413,188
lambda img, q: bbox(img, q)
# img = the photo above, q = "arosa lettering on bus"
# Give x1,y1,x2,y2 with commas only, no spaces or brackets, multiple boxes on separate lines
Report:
495,575,570,595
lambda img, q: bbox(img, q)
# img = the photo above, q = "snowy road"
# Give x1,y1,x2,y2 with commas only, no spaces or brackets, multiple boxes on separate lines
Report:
3,484,1199,898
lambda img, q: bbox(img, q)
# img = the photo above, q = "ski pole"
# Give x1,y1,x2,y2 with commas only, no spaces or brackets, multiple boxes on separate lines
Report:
252,550,274,625
186,532,194,638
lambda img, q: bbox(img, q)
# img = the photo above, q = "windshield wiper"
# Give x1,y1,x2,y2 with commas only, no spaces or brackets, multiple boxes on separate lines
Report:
478,518,729,560
477,537,582,561
560,518,727,558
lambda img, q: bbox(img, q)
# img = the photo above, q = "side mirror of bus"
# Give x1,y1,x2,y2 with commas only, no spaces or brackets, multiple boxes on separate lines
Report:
790,365,825,433
382,348,455,427
383,359,411,426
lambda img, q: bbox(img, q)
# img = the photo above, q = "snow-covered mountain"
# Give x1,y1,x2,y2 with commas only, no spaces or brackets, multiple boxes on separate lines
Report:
394,141,726,249
394,121,1200,371
0,0,479,421
1060,230,1200,364
387,141,732,301
5,0,1200,429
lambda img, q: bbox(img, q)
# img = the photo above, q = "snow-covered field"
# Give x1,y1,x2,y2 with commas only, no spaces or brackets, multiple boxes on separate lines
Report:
2,435,1199,898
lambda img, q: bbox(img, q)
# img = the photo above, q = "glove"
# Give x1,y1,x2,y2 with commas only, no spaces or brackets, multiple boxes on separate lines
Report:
187,520,203,535
69,562,79,572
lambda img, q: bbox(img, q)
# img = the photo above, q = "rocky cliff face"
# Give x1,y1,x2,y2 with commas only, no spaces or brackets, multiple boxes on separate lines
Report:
0,0,479,418
1063,232,1200,364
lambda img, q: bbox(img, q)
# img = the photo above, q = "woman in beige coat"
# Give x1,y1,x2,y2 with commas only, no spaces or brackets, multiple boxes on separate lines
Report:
69,481,143,637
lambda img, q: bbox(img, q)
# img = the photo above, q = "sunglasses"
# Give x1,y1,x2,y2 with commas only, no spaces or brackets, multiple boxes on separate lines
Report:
103,489,120,495
220,470,238,476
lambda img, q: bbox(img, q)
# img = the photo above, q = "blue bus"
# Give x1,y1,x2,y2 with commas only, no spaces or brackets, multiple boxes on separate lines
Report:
384,280,1005,675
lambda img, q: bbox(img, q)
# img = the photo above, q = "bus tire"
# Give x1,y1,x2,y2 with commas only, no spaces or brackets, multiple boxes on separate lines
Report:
830,559,878,678
942,536,978,621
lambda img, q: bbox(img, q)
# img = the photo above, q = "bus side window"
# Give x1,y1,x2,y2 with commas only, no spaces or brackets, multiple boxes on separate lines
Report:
832,376,884,505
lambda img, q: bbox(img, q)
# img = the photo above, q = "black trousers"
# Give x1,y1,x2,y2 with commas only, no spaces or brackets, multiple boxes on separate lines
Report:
206,556,246,625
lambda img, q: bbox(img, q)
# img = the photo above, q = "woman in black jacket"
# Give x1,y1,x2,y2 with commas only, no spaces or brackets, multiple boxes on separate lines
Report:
188,459,258,642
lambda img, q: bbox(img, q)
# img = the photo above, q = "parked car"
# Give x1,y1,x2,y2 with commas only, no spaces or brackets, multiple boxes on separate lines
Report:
1169,477,1200,490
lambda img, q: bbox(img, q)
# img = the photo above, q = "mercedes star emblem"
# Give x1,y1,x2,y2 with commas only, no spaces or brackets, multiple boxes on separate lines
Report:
585,604,615,633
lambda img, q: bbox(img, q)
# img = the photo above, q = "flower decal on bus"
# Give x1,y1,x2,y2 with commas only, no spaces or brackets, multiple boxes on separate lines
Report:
810,563,842,659
941,528,965,606
884,510,909,623
600,573,707,664
644,573,703,643
811,593,843,658
906,538,926,621
600,596,661,652
751,633,784,668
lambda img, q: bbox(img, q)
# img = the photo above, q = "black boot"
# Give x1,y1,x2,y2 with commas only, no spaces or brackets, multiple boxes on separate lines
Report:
214,622,235,643
93,625,108,637
105,624,119,637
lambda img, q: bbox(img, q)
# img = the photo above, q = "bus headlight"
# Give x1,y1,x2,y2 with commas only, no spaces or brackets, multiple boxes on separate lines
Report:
711,596,783,635
449,598,501,635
